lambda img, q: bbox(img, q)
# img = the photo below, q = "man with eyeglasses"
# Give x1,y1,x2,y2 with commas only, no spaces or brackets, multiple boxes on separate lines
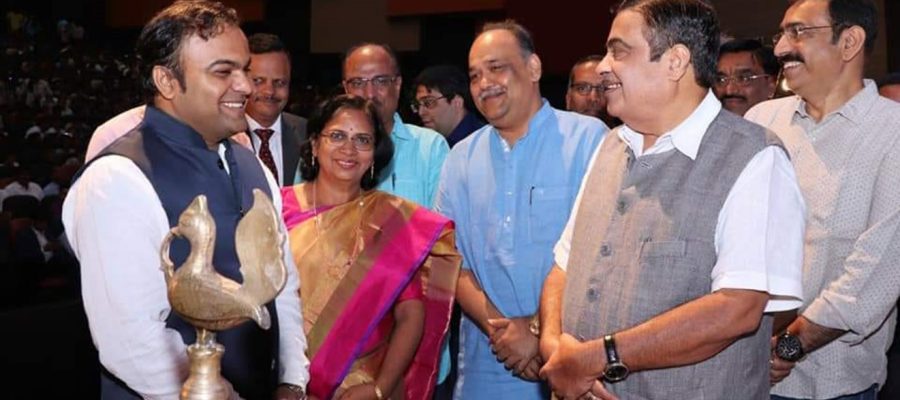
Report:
745,0,900,399
566,55,618,126
713,39,778,116
412,65,485,148
342,43,449,208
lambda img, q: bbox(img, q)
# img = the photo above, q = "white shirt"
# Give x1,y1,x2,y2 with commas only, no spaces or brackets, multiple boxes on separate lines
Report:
554,91,806,312
62,145,309,399
247,114,284,186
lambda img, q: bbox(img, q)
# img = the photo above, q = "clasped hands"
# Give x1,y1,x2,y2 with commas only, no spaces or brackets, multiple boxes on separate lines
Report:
538,333,618,400
487,316,542,380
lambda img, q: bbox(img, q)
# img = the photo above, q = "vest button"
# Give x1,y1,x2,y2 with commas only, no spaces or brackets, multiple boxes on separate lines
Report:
586,288,599,301
600,244,611,257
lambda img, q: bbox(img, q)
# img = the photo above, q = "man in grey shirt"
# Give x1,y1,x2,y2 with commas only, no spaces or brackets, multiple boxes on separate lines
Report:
746,0,900,398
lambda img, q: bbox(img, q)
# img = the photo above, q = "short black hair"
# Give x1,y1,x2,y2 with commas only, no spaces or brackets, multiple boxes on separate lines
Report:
248,33,290,57
413,65,475,112
615,0,720,88
298,95,394,190
342,42,400,77
719,38,779,76
136,0,240,104
568,54,605,87
877,72,900,88
480,19,536,58
826,0,878,54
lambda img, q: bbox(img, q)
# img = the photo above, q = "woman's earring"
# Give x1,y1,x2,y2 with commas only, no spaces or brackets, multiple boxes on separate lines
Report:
312,156,316,167
370,164,375,180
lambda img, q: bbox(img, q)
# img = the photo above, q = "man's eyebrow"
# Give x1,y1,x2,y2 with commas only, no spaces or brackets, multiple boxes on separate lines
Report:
207,59,243,69
606,38,631,50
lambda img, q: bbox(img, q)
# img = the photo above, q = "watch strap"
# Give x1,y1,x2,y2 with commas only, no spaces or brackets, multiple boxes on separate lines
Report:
604,334,620,365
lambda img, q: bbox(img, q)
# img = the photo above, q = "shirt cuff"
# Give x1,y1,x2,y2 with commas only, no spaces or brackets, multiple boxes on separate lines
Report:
712,270,802,313
803,296,852,332
553,239,569,271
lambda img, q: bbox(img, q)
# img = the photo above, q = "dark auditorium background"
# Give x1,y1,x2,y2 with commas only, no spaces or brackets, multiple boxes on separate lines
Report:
0,0,897,398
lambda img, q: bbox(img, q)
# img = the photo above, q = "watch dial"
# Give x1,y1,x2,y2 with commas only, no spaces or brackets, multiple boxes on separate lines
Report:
776,334,803,361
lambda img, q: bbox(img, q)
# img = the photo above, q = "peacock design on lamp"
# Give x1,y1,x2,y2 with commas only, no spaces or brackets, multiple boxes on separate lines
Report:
161,189,287,400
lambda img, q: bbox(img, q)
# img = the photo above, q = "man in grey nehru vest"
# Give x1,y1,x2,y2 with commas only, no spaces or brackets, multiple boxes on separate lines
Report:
538,1,806,399
746,1,900,399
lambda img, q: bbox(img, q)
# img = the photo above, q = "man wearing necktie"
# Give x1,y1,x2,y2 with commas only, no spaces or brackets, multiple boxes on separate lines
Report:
246,33,307,186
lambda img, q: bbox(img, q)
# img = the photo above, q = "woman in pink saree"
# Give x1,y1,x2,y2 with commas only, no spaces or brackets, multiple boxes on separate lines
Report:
281,95,460,400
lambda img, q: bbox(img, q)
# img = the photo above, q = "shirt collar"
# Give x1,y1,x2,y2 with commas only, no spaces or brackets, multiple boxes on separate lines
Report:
143,105,211,149
617,90,721,160
391,113,412,141
490,98,553,146
246,113,283,136
794,79,879,124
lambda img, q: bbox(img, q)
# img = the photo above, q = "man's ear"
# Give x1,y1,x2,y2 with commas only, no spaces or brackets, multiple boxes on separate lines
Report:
451,95,465,110
839,25,866,62
527,53,543,83
665,44,692,82
152,66,180,100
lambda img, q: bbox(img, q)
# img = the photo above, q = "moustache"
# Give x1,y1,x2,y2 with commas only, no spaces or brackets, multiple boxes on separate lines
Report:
478,86,505,100
721,94,747,102
778,53,805,64
253,94,284,103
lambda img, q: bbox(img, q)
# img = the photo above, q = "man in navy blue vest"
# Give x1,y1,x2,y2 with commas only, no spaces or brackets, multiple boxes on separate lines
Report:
62,1,310,399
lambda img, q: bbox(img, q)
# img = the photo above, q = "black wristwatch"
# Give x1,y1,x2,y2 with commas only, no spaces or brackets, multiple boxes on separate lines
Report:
602,334,630,382
775,331,806,362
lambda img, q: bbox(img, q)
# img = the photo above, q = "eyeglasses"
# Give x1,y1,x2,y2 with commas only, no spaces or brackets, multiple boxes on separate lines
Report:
410,96,446,113
569,83,604,96
772,25,834,45
320,130,375,151
343,75,399,91
713,74,770,87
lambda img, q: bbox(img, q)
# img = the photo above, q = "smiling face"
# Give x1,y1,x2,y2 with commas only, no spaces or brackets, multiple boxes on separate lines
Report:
167,24,252,144
468,29,541,130
312,107,376,187
774,0,843,100
246,51,290,127
596,9,672,128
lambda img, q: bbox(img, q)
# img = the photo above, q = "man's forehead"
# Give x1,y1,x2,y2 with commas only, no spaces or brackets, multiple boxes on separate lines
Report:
718,52,763,71
470,30,519,62
181,27,249,68
416,85,442,97
572,63,602,82
345,46,396,76
782,0,830,27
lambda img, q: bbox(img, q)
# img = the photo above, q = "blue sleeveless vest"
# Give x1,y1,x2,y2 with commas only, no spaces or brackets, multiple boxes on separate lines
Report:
80,106,279,400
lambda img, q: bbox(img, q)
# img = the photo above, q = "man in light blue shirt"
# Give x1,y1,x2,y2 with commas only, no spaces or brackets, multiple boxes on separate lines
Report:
342,43,449,207
437,21,606,399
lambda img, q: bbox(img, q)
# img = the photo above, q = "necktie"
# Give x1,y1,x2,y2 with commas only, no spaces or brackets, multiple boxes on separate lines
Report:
254,128,279,181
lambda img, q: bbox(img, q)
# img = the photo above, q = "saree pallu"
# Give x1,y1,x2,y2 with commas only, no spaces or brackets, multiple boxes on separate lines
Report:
282,186,461,400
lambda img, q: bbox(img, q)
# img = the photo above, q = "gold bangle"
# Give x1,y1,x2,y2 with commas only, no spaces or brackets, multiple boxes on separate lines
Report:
373,383,384,400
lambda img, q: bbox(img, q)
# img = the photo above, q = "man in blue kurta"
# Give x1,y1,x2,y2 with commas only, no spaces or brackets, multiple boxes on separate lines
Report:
437,21,606,399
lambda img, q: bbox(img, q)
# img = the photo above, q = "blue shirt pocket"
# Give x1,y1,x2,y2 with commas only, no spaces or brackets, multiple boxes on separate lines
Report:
528,185,572,243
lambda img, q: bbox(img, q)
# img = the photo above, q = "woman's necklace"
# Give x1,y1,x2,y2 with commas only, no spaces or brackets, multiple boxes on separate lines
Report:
311,180,366,275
